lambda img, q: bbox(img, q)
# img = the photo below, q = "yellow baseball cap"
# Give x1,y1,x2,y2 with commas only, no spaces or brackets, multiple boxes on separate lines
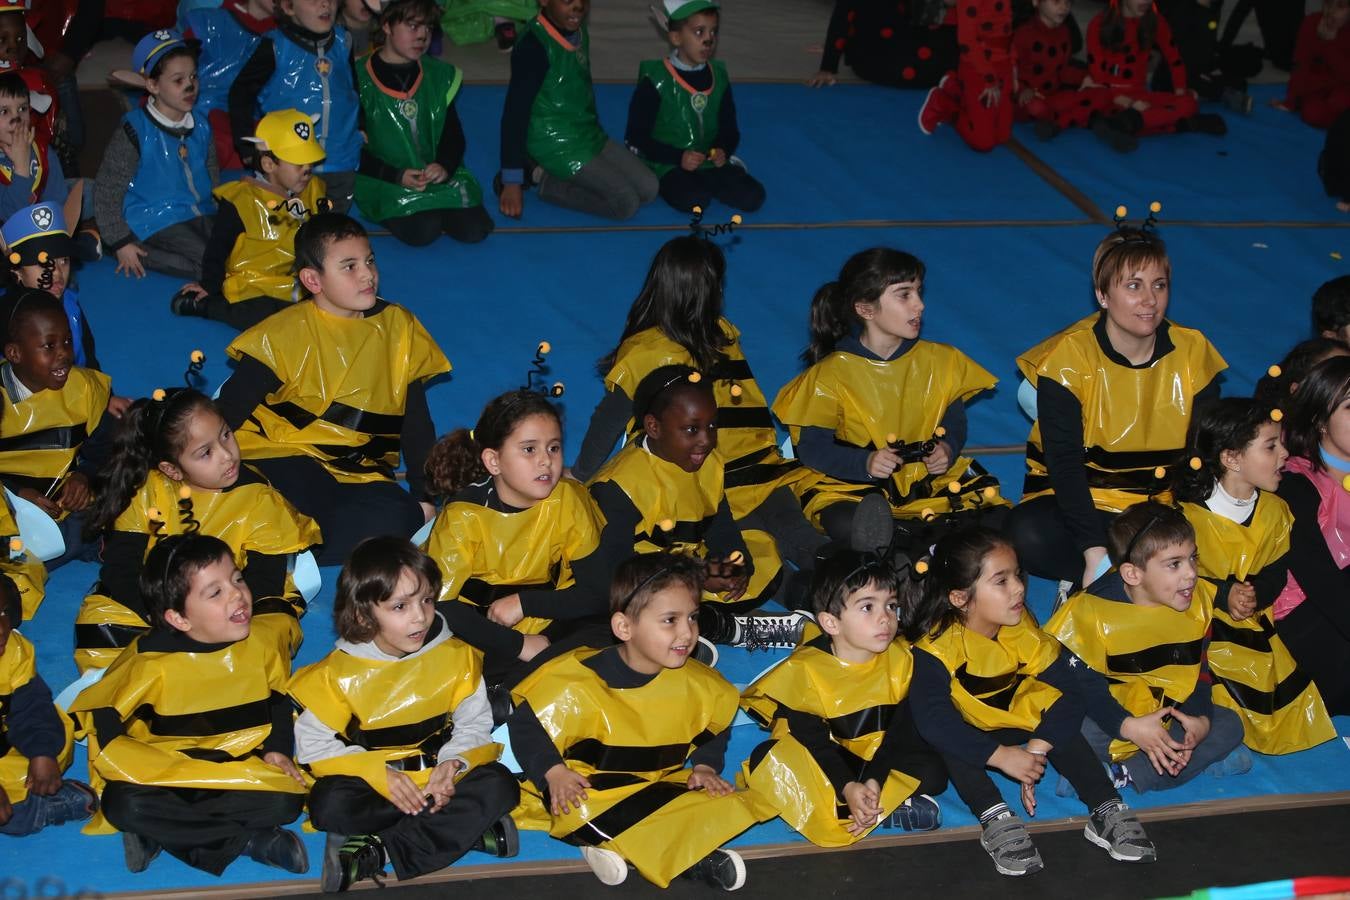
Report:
245,109,327,165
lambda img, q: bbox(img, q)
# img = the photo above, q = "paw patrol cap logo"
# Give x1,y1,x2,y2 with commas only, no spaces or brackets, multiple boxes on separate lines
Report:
30,205,51,231
244,108,327,166
132,28,188,76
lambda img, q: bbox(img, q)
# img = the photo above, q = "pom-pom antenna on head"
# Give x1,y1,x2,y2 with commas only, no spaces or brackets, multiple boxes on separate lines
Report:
1189,456,1203,470
152,388,167,401
7,253,18,265
522,340,565,398
184,349,206,389
689,205,743,241
1268,365,1282,378
9,537,22,555
1154,466,1167,480
1270,408,1284,422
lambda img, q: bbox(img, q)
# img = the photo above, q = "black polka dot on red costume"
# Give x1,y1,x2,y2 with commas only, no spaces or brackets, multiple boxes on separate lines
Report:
994,1,1003,9
981,21,992,30
1047,45,1058,57
984,48,992,58
1032,63,1044,75
966,5,976,16
984,73,994,82
848,26,856,36
1080,98,1093,106
1032,40,1043,52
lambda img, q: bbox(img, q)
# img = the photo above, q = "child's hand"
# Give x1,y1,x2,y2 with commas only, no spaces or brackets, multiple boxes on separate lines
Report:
25,756,62,796
401,168,430,192
842,779,883,833
806,70,837,87
709,148,727,167
518,633,550,662
1172,710,1210,749
545,763,591,815
0,783,10,826
866,447,902,479
922,440,953,476
499,183,524,218
979,85,1001,108
263,751,307,787
1269,97,1290,111
488,593,525,627
680,150,707,172
107,395,133,418
423,163,449,185
16,487,61,519
58,473,93,512
687,764,734,797
1132,99,1151,112
1080,75,1099,89
1226,582,1257,621
989,744,1046,786
1119,708,1186,776
424,759,461,812
0,119,33,173
386,766,429,815
1017,87,1035,106
704,556,748,601
114,243,149,278
178,281,208,299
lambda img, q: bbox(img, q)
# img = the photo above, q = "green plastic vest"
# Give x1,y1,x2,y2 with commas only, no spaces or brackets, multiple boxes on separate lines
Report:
354,54,482,221
635,58,728,177
525,16,607,178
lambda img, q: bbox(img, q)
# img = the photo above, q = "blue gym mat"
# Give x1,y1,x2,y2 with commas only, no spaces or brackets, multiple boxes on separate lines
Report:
4,78,1349,895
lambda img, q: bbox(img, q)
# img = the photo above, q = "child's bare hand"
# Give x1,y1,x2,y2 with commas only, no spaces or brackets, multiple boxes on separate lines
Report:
1017,87,1036,106
0,120,33,172
687,764,733,796
387,766,429,815
545,764,590,815
488,593,525,627
263,751,307,787
1172,710,1210,749
25,756,62,795
1132,99,1151,112
423,163,449,184
518,633,550,662
990,744,1045,785
401,168,429,191
806,70,837,87
923,440,953,476
1113,93,1134,108
179,282,208,299
680,150,707,172
58,473,92,512
867,448,902,479
17,487,61,519
709,148,727,167
1119,708,1187,776
843,778,883,833
114,243,149,278
499,183,524,218
107,395,133,418
704,557,748,601
979,85,1001,108
1021,780,1037,816
1227,582,1257,621
425,760,461,812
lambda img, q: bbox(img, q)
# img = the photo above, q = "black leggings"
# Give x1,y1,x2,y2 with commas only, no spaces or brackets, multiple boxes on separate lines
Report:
201,295,292,332
941,727,1119,818
382,206,495,246
1004,495,1118,584
658,164,766,214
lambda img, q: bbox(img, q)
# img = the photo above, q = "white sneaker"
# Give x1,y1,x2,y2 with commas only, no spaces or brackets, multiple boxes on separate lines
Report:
581,846,629,885
694,635,720,666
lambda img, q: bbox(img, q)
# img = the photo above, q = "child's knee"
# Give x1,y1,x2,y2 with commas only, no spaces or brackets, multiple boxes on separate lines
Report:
1206,706,1246,754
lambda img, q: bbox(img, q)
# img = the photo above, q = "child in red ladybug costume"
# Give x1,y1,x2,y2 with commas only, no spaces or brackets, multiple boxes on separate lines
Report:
917,0,1014,152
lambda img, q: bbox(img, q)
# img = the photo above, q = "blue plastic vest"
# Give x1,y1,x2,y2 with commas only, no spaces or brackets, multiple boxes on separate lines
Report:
63,287,90,369
123,107,217,240
185,6,263,113
256,27,361,171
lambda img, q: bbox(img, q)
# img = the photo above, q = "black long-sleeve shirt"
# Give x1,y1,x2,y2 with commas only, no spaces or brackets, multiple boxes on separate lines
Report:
1277,471,1350,639
5,671,65,761
499,26,560,180
357,54,468,183
624,60,741,166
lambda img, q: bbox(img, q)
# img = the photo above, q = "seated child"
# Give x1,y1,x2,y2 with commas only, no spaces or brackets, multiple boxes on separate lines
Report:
0,289,113,569
291,537,520,893
1253,337,1349,408
0,494,46,620
69,534,310,876
173,107,330,331
917,0,1014,151
95,29,218,281
216,213,449,565
355,0,494,246
423,388,610,701
507,552,764,889
1284,0,1350,129
625,0,765,214
181,0,276,170
807,0,957,88
1322,108,1350,213
1151,0,1258,114
739,549,946,847
496,0,658,221
1312,274,1350,343
1174,400,1334,754
75,388,320,673
3,200,99,370
1013,0,1099,140
230,0,363,212
0,574,97,837
0,70,73,222
1046,502,1248,793
909,527,1155,877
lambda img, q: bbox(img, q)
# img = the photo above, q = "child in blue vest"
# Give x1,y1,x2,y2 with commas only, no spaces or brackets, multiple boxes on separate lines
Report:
625,0,764,214
181,0,276,170
93,30,218,282
230,0,362,213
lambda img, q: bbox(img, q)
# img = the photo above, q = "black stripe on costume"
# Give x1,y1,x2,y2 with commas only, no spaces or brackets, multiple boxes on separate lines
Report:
826,704,897,741
638,516,715,547
1106,638,1204,675
0,473,60,496
387,752,438,772
459,577,556,608
1025,442,1184,473
0,732,10,758
343,711,452,751
0,424,87,453
1209,617,1277,654
706,358,753,382
253,597,301,618
954,664,1020,697
564,731,712,773
74,622,150,649
715,407,775,431
131,697,272,737
584,772,647,791
561,780,690,847
1217,668,1316,717
180,746,254,763
264,399,404,437
723,459,801,490
311,438,401,475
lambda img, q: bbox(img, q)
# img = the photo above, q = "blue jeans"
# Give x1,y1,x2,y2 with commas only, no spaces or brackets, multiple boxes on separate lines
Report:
1081,706,1245,794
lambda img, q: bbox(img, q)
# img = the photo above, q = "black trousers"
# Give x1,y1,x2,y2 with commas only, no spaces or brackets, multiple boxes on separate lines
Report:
382,206,495,247
201,295,292,332
658,165,766,214
248,456,424,566
483,618,615,690
1322,110,1350,204
1277,597,1350,716
308,765,519,881
1004,496,1119,584
940,727,1119,818
101,781,304,875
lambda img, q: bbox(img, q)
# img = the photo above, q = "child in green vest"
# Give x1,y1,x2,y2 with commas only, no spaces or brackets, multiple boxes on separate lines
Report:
356,0,494,246
626,0,764,213
496,0,658,220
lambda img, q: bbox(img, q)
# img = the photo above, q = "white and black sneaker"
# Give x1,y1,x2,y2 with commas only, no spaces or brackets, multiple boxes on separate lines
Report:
733,612,812,651
684,848,746,891
1084,801,1156,863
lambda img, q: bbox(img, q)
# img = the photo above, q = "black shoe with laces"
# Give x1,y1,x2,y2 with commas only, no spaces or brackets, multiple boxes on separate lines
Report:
734,612,811,651
122,831,162,873
487,683,514,727
682,848,746,891
244,826,310,874
473,814,520,857
323,833,386,892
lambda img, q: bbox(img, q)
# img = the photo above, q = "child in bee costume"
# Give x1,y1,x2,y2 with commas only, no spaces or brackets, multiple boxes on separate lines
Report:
291,538,519,893
739,550,947,847
507,553,766,889
0,493,46,619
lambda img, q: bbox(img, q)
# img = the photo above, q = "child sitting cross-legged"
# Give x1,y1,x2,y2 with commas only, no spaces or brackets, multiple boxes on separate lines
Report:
291,537,520,893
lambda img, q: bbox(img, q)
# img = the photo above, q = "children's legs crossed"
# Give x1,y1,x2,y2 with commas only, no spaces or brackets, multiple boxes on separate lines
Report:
1080,708,1245,793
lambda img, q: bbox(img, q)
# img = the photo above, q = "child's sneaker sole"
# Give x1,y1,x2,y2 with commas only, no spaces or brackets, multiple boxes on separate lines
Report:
580,846,628,885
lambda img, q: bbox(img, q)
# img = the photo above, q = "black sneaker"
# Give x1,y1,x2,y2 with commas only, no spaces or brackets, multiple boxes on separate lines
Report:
170,286,207,317
324,833,386,892
473,814,520,858
1091,114,1139,154
122,831,162,873
495,20,517,52
245,826,310,874
849,492,894,554
683,848,746,891
1183,113,1228,136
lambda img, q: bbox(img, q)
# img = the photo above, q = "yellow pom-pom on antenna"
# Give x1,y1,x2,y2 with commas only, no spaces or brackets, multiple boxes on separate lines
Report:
267,199,281,210
983,486,998,500
537,341,551,355
729,384,743,398
658,518,674,532
730,214,742,225
147,507,162,521
691,206,703,215
152,388,166,401
9,537,22,554
935,426,947,438
37,251,48,264
178,485,193,500
687,372,702,383
1149,201,1162,214
1115,205,1128,219
190,349,205,364
915,559,929,575
551,382,565,397
1154,466,1167,479
1270,408,1284,422
920,507,935,521
948,482,961,494
727,550,744,565
1189,457,1203,470
7,253,18,265
1268,365,1282,378
886,433,898,444
1343,474,1350,492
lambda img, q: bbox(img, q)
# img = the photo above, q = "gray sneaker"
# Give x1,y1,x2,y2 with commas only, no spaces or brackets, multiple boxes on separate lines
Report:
1084,802,1156,863
734,612,811,651
980,813,1044,877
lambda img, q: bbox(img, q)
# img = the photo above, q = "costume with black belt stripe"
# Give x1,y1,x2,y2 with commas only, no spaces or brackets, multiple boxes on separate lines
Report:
738,633,920,846
1017,312,1227,512
1181,496,1335,754
73,467,321,673
0,496,47,619
603,319,870,522
225,299,450,483
68,629,306,834
0,363,111,500
587,440,780,604
0,630,74,805
509,647,764,887
1046,578,1211,762
914,611,1064,733
424,477,603,636
772,341,1008,518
